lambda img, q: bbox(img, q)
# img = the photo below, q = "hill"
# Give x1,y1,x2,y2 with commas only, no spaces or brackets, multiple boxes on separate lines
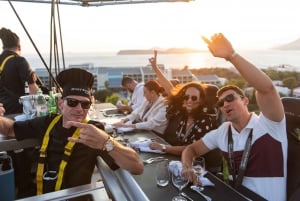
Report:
117,48,205,55
274,37,300,50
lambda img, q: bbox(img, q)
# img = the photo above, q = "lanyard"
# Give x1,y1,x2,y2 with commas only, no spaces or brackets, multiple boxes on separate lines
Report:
36,115,87,194
227,125,253,189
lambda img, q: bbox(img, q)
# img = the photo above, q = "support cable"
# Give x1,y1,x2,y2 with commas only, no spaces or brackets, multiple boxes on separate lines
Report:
7,0,61,91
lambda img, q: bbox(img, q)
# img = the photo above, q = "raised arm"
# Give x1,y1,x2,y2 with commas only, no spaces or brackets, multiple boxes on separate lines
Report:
202,33,284,122
149,50,174,97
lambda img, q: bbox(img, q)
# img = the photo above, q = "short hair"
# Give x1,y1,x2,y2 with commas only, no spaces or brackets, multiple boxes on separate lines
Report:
144,80,164,94
121,76,134,86
216,85,245,98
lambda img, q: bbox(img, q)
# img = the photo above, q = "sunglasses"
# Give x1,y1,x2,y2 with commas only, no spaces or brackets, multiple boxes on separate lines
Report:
217,93,243,107
183,95,198,102
65,98,91,109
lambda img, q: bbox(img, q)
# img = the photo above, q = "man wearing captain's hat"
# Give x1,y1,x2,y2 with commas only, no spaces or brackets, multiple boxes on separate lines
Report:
0,68,144,196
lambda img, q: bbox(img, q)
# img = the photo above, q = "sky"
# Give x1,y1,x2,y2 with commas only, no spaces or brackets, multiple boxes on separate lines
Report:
0,0,300,54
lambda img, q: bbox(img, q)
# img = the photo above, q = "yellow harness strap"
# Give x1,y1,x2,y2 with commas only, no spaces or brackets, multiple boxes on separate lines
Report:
36,115,88,195
54,119,88,191
0,55,15,74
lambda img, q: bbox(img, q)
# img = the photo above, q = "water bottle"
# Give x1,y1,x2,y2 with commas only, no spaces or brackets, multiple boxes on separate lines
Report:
24,81,29,95
36,88,48,117
47,88,57,114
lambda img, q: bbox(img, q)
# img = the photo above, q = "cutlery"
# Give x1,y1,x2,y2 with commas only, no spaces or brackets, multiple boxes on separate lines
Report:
143,156,166,164
191,185,212,201
180,192,194,201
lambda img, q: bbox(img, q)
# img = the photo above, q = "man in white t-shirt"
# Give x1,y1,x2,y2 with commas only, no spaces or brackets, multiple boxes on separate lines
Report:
118,76,145,113
181,33,287,201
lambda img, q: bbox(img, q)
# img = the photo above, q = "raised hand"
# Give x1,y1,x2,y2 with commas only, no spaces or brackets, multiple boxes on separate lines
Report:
202,33,235,60
148,50,157,67
67,121,108,149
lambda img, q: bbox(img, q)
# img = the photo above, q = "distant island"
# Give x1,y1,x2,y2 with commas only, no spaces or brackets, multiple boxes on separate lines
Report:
117,48,206,55
274,37,300,50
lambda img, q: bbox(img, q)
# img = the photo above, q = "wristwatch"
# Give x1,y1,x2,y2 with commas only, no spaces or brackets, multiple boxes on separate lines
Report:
161,144,167,152
103,136,114,152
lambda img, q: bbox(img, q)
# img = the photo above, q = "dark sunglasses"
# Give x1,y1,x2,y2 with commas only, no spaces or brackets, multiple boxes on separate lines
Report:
65,98,91,109
183,95,198,101
217,93,243,107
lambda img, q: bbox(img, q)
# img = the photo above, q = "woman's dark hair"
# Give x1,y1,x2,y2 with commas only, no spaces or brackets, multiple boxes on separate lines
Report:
0,27,20,49
144,80,164,95
167,81,207,119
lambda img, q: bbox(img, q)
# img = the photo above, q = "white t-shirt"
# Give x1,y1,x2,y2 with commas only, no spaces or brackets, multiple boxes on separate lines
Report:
202,112,287,201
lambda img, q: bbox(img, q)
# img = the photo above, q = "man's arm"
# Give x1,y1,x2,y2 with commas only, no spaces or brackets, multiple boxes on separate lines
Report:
202,33,284,122
0,116,15,137
67,121,144,175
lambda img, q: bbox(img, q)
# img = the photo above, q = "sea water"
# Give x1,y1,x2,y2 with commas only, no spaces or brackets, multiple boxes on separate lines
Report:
24,49,300,70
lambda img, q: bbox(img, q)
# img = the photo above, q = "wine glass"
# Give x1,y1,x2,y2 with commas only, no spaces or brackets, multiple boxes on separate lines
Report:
192,157,206,185
171,165,190,201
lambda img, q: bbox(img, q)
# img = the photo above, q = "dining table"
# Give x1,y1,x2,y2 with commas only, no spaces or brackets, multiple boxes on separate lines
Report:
106,129,256,201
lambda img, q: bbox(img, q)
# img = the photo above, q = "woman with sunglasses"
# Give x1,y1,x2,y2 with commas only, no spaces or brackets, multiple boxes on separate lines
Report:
182,33,286,201
148,51,222,174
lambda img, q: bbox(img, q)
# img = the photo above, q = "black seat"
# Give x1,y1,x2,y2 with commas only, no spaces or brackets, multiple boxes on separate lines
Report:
204,84,223,128
282,97,300,201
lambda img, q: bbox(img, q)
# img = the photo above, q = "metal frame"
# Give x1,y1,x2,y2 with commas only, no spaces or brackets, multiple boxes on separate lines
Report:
0,0,190,7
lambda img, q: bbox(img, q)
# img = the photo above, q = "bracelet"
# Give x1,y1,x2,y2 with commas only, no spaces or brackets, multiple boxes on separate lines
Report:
225,51,237,61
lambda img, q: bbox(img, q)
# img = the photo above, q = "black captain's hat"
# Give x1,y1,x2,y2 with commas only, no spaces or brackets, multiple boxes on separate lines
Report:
56,68,94,99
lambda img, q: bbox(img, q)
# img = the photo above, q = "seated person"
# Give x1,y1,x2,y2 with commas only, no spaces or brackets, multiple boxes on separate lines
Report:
0,68,143,196
148,51,222,173
117,76,145,114
113,80,168,135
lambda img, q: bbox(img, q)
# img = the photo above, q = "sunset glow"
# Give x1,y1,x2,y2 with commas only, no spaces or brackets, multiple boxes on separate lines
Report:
0,0,299,54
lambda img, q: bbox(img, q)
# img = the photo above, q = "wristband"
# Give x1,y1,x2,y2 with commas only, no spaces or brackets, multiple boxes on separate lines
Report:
226,51,237,61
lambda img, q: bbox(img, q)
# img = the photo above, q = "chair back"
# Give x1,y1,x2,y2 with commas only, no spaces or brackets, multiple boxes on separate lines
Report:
282,97,300,200
204,84,223,128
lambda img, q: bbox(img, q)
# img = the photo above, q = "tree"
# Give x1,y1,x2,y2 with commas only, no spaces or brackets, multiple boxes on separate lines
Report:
283,77,298,96
105,93,120,105
94,89,113,103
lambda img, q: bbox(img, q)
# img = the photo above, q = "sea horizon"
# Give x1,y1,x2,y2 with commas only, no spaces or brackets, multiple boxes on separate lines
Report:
24,49,300,71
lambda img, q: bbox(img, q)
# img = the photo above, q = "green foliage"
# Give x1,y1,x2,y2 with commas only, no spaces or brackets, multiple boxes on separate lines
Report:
225,78,248,89
105,93,120,105
282,77,298,89
94,89,113,103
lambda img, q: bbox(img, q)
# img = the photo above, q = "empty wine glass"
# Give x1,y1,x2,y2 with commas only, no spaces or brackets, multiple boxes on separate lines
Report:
171,165,190,201
192,157,205,185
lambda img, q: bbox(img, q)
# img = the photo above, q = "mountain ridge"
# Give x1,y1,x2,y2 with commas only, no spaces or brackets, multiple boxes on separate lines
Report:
274,37,300,50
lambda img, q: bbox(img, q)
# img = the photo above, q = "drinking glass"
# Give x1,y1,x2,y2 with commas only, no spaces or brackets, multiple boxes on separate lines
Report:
171,165,190,201
155,160,170,187
192,157,206,185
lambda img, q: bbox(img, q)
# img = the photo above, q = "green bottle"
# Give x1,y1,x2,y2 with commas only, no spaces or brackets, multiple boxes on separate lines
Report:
36,88,48,117
48,90,57,114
